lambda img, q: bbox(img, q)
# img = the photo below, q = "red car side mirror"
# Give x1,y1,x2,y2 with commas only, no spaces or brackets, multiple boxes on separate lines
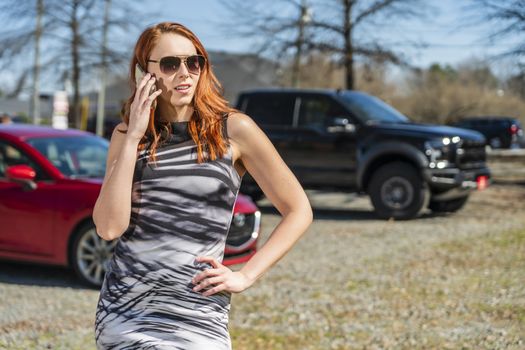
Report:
6,164,37,190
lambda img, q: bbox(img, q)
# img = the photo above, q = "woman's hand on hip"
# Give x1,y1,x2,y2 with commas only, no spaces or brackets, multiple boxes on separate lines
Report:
192,256,253,297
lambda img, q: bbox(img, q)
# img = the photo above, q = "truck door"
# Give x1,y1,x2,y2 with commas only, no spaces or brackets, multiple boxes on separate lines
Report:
239,92,298,188
289,94,358,188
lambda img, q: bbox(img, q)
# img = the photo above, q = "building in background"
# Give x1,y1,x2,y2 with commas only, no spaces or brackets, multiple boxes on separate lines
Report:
0,95,53,123
0,51,280,131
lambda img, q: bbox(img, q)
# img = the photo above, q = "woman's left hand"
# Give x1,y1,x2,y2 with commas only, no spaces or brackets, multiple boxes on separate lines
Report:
192,256,253,297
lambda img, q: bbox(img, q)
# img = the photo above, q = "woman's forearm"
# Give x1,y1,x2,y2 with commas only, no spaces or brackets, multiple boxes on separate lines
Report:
93,136,140,240
239,206,313,284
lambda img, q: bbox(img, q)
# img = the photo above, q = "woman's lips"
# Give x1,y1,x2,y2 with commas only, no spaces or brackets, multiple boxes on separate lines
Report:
175,84,191,95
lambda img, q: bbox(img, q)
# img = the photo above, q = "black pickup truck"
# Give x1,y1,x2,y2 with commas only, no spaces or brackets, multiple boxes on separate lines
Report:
235,88,491,220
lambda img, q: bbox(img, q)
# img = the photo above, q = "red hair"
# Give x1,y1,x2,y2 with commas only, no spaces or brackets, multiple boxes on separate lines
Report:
120,22,236,164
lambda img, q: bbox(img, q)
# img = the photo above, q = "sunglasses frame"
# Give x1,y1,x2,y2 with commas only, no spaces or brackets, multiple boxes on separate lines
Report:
147,55,206,75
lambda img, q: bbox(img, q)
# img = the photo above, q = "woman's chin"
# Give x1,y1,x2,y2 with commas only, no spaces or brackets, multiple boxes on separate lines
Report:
170,95,194,107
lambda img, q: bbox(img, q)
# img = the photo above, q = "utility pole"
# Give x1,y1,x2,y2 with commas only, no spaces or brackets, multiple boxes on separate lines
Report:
291,0,312,87
32,0,43,125
96,0,111,136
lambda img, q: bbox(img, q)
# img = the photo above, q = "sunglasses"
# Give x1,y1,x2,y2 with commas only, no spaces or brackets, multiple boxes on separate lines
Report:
147,55,206,75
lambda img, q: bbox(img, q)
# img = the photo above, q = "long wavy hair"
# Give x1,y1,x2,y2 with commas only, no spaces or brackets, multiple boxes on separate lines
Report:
119,22,236,164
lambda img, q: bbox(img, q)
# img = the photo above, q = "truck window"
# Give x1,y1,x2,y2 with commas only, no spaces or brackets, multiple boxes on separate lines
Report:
244,94,295,126
298,95,348,128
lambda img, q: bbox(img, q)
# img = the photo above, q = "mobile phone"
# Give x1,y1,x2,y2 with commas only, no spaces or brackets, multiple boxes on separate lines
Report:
135,63,157,109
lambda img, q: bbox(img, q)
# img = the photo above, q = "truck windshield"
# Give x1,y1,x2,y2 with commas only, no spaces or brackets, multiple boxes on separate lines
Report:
337,91,410,124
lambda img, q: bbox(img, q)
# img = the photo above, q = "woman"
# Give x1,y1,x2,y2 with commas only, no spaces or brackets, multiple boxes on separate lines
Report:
93,22,312,349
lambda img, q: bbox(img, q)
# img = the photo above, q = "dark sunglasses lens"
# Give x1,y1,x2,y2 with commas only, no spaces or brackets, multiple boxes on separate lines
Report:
187,55,205,73
159,57,181,74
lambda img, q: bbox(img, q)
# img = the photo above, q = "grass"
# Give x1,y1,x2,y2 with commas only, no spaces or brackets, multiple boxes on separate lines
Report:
229,228,525,349
230,328,323,350
1,227,523,349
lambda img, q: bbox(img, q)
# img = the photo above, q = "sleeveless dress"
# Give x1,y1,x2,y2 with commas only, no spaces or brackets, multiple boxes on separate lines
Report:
94,115,242,350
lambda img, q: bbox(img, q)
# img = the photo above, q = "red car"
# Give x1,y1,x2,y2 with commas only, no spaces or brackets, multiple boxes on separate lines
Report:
0,124,259,287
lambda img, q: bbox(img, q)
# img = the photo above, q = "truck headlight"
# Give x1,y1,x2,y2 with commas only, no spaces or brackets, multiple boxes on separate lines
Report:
425,139,451,167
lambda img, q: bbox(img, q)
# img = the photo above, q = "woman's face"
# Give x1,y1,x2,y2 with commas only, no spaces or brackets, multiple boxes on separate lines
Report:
147,33,201,109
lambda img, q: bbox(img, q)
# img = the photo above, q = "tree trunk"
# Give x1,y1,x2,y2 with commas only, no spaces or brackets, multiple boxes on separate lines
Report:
71,0,81,128
292,0,308,87
32,0,43,125
97,0,111,136
343,0,354,90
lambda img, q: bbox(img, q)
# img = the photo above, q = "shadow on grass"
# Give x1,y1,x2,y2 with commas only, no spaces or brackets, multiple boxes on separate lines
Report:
255,203,449,222
0,260,96,290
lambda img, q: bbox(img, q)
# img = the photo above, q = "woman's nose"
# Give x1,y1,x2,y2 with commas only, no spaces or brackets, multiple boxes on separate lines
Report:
178,61,190,77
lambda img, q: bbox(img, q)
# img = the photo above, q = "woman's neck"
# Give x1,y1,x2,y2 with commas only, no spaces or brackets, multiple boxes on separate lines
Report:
157,101,194,122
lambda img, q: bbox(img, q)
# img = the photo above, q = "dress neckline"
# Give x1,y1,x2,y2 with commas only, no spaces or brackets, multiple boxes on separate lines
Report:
167,120,191,143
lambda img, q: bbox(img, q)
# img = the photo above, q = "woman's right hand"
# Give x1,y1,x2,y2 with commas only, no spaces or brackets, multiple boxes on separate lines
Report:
127,73,162,141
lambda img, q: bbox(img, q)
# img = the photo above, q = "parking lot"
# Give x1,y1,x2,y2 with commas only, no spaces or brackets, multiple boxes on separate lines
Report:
1,181,524,349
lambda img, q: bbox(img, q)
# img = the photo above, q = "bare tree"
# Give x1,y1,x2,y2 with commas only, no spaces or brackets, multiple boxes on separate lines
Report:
44,0,137,128
96,0,111,137
222,0,428,89
388,60,525,125
0,0,145,128
464,1,525,101
0,0,56,123
471,0,525,59
33,0,44,124
506,64,525,99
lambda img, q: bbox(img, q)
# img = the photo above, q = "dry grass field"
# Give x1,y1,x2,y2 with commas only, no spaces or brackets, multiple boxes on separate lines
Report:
1,184,524,349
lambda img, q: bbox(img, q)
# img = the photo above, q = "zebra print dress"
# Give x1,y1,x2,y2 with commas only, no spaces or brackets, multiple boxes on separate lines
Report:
94,116,242,349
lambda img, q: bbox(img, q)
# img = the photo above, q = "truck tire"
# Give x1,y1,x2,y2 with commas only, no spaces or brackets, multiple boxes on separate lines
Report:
368,162,429,220
428,195,469,213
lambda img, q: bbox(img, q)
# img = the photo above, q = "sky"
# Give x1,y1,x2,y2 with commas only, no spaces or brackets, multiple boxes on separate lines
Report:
148,0,521,70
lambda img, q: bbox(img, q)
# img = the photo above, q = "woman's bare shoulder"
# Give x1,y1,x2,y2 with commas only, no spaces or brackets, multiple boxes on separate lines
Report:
225,112,259,143
225,110,285,166
225,112,308,216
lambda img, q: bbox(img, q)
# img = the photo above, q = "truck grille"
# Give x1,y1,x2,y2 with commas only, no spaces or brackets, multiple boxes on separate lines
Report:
456,141,486,169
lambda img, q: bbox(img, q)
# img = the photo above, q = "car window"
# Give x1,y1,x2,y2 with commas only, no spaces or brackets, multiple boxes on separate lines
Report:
244,94,295,126
26,136,108,178
298,95,348,128
0,140,47,181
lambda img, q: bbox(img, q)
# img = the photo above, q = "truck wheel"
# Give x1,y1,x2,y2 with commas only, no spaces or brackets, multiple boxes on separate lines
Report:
69,222,117,288
428,195,469,213
368,162,429,220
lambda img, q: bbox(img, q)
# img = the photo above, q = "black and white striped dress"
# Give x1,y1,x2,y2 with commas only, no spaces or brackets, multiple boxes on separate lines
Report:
94,115,242,349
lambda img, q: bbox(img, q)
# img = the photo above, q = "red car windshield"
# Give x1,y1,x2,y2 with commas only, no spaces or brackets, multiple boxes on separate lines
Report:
26,135,109,178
